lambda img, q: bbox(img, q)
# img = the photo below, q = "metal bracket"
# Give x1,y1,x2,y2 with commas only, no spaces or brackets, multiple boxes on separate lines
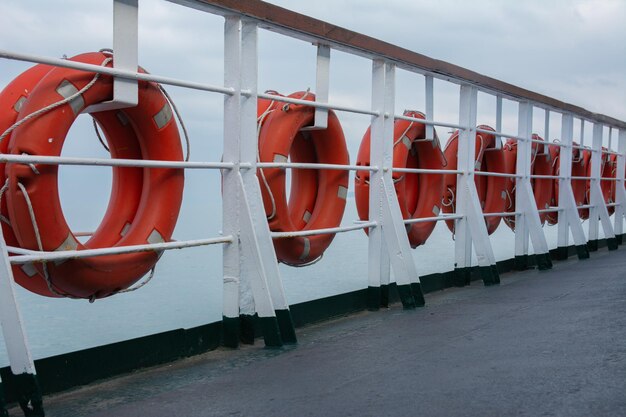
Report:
557,113,588,258
85,0,139,113
588,123,616,246
301,44,330,131
615,130,626,237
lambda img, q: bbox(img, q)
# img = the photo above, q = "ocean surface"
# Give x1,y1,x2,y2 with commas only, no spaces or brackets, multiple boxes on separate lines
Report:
1,186,610,367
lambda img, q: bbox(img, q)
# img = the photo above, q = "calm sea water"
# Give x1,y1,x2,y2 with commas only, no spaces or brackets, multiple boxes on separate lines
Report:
1,187,599,367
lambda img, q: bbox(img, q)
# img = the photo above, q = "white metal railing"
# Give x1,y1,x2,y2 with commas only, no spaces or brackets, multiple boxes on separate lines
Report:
0,0,625,415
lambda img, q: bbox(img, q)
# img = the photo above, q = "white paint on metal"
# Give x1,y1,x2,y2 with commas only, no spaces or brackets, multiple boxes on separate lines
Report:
0,227,37,375
615,130,626,236
86,0,139,112
425,75,434,142
589,123,615,241
301,44,330,130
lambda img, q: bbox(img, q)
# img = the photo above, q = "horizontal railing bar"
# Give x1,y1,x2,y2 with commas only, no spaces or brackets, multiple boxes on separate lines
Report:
0,154,234,170
576,204,593,210
537,207,564,213
394,113,465,130
475,127,524,141
255,91,378,116
474,171,518,178
483,211,518,218
270,222,376,238
5,246,37,255
403,214,464,224
531,175,560,180
255,162,375,171
9,236,234,265
0,49,235,96
184,0,626,129
392,167,462,175
606,202,619,207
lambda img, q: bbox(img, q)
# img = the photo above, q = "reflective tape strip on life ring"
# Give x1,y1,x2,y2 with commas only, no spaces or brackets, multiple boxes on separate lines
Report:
4,52,184,299
442,125,508,235
257,91,349,266
354,110,446,248
501,134,553,231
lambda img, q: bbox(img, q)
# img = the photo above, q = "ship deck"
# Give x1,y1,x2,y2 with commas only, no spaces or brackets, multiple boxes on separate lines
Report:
9,247,626,417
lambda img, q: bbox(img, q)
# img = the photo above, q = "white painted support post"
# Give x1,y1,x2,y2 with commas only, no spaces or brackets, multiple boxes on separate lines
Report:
425,75,434,140
368,60,424,309
0,232,44,415
615,130,626,243
222,17,290,348
302,44,330,131
454,85,499,286
238,20,295,345
514,102,552,270
556,114,589,260
588,123,617,251
85,0,138,113
222,15,244,347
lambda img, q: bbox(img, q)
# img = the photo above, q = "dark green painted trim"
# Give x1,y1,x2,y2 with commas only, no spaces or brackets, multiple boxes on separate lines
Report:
576,244,590,260
276,310,297,344
396,284,416,310
607,237,618,251
222,316,240,348
239,314,256,345
490,264,501,284
514,255,529,271
410,282,426,307
0,382,7,417
366,286,381,311
380,284,390,308
1,239,617,406
554,246,569,260
453,267,471,287
535,253,553,271
478,265,497,286
259,316,283,348
587,239,599,252
0,373,43,417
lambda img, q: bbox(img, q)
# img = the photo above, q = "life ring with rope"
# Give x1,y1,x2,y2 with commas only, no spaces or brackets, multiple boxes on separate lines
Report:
441,125,508,235
1,51,184,300
354,110,446,247
256,90,349,266
502,134,554,230
545,142,587,224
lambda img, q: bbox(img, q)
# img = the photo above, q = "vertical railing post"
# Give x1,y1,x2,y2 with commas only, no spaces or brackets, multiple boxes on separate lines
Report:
368,60,424,309
0,234,43,415
514,102,552,270
222,17,288,348
222,15,244,347
238,19,296,345
454,85,499,286
588,123,618,251
556,113,589,260
615,130,626,243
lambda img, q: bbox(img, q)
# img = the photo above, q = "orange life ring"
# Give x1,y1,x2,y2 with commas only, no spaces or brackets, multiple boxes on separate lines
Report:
257,91,349,265
4,52,184,299
442,126,508,235
0,63,57,297
354,111,446,247
502,134,553,230
608,153,619,215
546,142,587,224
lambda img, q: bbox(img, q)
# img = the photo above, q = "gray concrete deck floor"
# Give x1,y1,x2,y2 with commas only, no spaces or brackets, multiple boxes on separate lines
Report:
12,248,626,416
